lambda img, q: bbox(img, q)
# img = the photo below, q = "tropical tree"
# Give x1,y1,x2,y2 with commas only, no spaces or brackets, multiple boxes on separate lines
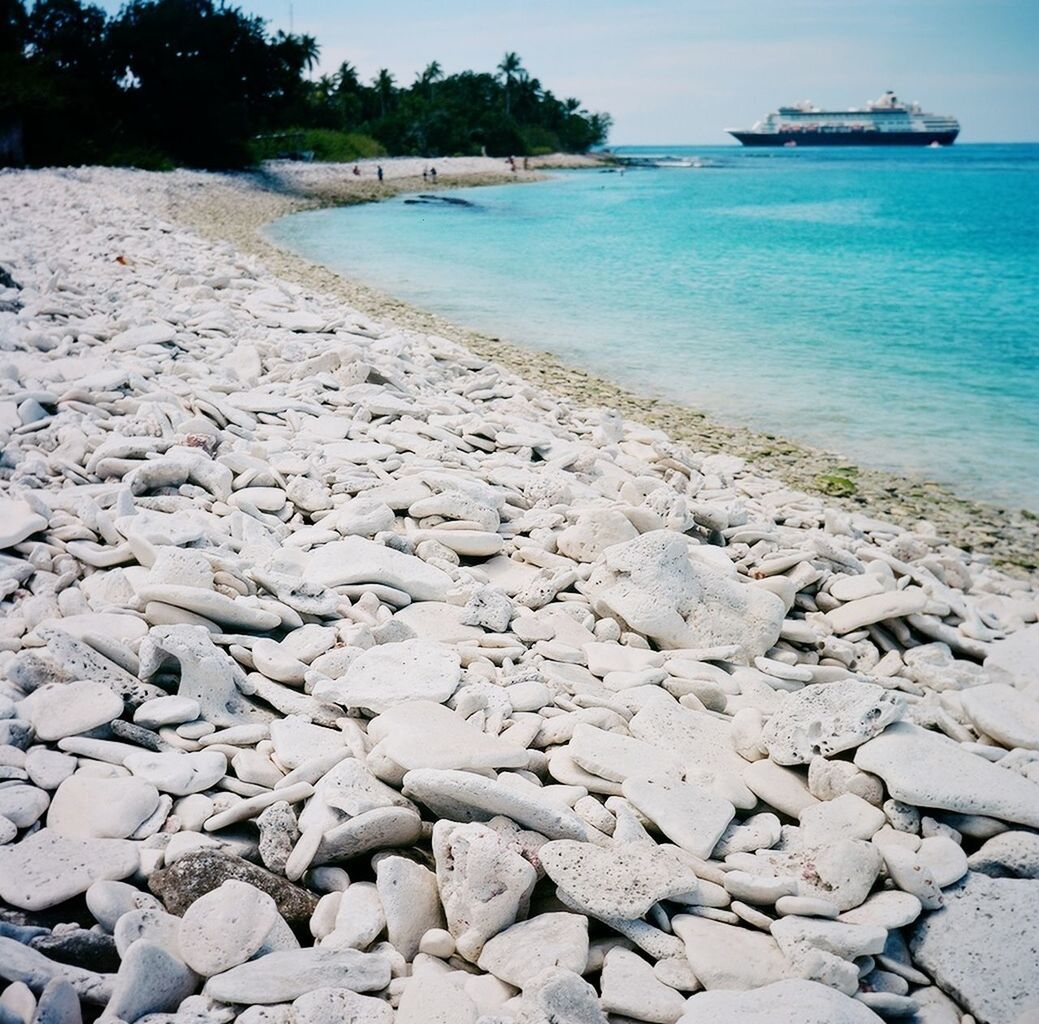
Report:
373,67,395,118
496,50,522,116
416,59,442,101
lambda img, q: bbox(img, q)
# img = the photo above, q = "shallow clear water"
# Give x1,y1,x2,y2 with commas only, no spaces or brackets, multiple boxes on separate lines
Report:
267,145,1039,510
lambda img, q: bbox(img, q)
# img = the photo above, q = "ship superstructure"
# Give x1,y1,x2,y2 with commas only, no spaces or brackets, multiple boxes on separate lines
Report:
728,92,959,146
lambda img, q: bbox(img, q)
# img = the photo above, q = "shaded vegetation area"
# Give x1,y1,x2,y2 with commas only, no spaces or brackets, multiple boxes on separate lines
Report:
0,0,611,168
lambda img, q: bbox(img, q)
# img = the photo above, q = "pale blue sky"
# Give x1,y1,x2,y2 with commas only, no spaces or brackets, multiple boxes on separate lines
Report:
95,0,1039,142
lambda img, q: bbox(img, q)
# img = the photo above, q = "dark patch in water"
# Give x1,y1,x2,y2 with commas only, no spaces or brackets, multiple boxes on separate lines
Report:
404,194,478,208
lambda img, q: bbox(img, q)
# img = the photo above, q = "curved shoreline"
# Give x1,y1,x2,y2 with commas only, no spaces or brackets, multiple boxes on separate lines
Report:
162,160,1038,573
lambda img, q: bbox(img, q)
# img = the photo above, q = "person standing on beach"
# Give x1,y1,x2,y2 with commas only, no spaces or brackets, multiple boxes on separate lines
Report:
377,165,384,182
422,167,428,182
430,167,437,183
352,164,360,176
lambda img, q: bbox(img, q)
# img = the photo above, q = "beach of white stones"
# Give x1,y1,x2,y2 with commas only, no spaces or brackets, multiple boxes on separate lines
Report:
0,165,1037,1024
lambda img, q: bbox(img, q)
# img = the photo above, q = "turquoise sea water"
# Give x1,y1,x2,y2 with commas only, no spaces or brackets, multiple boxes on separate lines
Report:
267,145,1039,511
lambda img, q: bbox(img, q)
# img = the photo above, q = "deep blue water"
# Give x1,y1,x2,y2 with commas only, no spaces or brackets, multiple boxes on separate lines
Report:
267,145,1039,510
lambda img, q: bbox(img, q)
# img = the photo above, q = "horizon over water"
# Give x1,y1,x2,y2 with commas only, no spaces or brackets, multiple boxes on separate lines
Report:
267,144,1039,512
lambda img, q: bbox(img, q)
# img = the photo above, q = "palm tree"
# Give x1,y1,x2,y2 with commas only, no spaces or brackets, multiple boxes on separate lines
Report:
497,51,523,116
374,68,395,118
416,60,443,101
564,97,581,115
274,31,319,76
336,60,360,94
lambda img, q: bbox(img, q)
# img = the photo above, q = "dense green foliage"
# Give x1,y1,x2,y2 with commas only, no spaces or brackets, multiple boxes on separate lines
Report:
0,0,611,168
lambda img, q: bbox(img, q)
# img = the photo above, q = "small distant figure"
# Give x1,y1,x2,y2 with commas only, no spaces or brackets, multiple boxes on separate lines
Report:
422,166,429,182
352,164,361,177
507,155,516,172
429,166,438,183
377,165,384,182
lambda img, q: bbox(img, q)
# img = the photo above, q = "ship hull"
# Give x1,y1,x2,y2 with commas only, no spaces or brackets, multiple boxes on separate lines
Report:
729,129,959,147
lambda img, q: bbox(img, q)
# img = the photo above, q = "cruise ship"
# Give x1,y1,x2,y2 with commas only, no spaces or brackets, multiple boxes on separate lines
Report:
728,91,960,147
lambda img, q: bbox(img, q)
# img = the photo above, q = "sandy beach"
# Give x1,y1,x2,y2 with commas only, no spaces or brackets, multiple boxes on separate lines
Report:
1,161,1038,1023
160,157,1039,574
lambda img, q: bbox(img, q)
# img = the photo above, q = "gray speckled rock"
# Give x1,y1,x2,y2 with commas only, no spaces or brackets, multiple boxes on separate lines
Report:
148,849,318,925
911,872,1039,1024
0,829,138,910
762,681,904,765
854,722,1039,827
539,840,699,919
678,979,884,1023
204,948,390,1004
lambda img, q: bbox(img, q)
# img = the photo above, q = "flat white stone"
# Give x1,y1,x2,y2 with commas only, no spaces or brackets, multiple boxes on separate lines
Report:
622,776,735,858
48,775,160,839
854,722,1039,827
402,769,587,841
0,828,138,909
367,701,528,772
313,640,461,714
270,715,347,769
911,872,1039,1024
180,879,295,976
983,622,1039,689
960,683,1039,750
824,587,929,634
22,681,124,741
799,793,887,849
124,750,227,795
568,722,684,785
600,947,687,1023
397,973,479,1024
0,498,47,548
293,986,394,1024
324,882,385,951
204,948,391,1004
133,695,202,728
672,914,790,990
837,890,923,929
629,696,756,809
679,978,885,1023
540,839,700,919
375,855,444,961
307,536,452,601
476,913,589,988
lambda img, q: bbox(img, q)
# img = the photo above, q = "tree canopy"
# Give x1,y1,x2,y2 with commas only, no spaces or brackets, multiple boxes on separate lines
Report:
0,0,612,168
